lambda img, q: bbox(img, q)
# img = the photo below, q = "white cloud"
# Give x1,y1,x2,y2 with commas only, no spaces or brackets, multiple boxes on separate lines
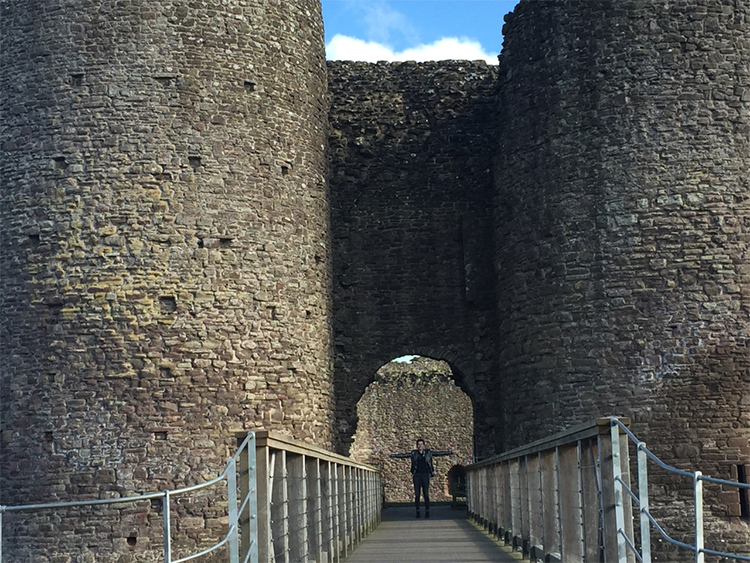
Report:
392,355,419,363
326,34,498,65
361,2,418,46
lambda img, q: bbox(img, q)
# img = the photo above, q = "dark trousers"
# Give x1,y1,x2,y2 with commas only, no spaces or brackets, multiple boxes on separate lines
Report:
413,473,430,511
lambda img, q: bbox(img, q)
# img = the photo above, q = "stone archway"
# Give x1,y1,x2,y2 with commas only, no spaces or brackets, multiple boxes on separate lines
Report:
348,356,474,503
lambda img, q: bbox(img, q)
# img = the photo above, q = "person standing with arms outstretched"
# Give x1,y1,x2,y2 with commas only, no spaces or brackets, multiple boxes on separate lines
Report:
390,438,453,519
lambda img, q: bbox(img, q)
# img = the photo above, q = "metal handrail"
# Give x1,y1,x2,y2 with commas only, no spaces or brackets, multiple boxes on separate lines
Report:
614,473,699,553
465,417,750,563
1,432,258,563
2,432,255,515
2,430,382,563
610,418,750,563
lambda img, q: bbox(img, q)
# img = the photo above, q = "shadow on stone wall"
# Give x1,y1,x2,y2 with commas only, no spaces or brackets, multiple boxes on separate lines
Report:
349,356,474,503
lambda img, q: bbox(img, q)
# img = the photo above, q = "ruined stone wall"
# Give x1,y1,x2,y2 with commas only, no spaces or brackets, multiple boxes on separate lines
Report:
0,1,331,560
7,0,750,558
327,61,500,456
495,0,750,555
349,357,473,503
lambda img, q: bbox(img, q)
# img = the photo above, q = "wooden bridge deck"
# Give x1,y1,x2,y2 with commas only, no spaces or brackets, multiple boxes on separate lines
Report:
343,505,519,563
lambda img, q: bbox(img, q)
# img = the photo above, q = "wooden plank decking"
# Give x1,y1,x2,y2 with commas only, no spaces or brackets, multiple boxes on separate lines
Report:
343,505,519,563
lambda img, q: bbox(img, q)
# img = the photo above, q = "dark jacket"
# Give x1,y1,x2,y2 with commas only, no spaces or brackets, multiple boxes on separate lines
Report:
390,449,453,475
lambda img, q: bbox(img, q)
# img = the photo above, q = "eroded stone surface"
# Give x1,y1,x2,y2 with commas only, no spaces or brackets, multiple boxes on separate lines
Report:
5,0,750,560
0,0,331,560
349,357,473,503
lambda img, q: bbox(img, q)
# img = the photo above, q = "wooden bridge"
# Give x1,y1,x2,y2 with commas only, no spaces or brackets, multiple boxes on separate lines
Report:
4,417,750,563
342,504,517,563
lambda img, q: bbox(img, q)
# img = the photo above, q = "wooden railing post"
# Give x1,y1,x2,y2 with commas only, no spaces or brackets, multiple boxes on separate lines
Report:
540,448,559,558
558,443,584,561
287,453,306,563
467,418,634,563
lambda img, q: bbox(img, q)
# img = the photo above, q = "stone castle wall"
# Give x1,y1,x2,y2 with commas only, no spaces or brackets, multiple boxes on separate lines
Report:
0,0,332,560
4,0,750,560
495,0,750,554
327,60,501,456
349,357,473,504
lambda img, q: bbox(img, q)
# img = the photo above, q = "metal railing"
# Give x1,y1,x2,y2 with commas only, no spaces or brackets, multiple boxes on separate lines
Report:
466,417,750,563
0,430,382,563
1,432,259,563
610,417,750,563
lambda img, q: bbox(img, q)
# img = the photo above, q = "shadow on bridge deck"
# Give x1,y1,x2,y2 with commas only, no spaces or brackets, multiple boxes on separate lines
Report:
343,505,519,562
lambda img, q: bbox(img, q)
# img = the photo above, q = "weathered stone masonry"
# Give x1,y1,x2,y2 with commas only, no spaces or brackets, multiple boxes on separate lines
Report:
5,0,750,560
1,0,332,559
327,61,500,456
494,0,750,555
349,358,473,504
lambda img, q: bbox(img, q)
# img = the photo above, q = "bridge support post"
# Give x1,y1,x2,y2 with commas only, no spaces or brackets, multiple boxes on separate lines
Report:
602,419,635,563
306,457,323,563
240,432,259,563
288,453,307,563
256,445,272,563
227,458,240,563
580,439,600,563
558,443,584,560
540,449,559,557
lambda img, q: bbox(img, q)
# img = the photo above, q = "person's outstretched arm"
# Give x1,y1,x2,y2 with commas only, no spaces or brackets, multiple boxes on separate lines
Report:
389,452,411,458
431,449,454,457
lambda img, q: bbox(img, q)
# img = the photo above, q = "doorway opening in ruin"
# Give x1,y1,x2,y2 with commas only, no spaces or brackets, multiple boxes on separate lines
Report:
348,355,474,504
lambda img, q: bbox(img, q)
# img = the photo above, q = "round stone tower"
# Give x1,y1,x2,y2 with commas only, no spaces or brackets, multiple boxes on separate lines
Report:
496,0,750,553
0,0,331,559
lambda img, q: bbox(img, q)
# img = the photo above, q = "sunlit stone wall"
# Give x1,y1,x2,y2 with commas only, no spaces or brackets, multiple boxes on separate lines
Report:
0,1,331,560
350,357,473,503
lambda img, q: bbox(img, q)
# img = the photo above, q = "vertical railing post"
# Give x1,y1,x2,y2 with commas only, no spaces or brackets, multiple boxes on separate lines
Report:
369,472,374,531
312,458,323,562
346,466,353,552
530,452,544,558
286,453,306,563
511,459,520,544
558,443,584,561
695,472,704,563
368,471,372,530
580,438,600,562
482,465,492,529
256,443,271,563
540,448,559,557
348,464,354,550
163,490,172,563
281,452,290,563
611,420,628,563
246,433,259,563
355,468,361,544
520,457,530,546
338,465,345,558
333,463,340,563
637,444,651,563
1,506,4,563
228,457,240,563
554,447,562,557
326,461,335,563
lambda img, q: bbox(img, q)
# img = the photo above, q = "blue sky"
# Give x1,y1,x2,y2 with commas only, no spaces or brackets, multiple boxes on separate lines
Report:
321,0,521,64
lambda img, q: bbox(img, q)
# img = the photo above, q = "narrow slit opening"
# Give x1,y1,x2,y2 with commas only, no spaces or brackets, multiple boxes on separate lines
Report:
739,464,750,520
